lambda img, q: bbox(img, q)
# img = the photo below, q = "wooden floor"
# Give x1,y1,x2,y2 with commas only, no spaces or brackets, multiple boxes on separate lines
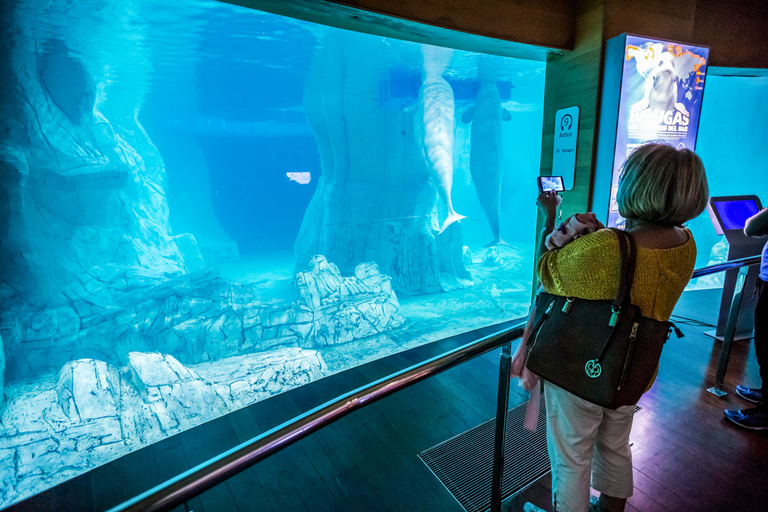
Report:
8,288,766,512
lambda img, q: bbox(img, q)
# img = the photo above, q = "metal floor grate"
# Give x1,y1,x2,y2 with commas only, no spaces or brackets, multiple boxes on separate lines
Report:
419,400,644,512
418,398,549,512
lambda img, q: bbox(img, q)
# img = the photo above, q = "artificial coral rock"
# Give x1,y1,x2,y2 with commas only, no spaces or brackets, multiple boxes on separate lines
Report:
0,348,326,508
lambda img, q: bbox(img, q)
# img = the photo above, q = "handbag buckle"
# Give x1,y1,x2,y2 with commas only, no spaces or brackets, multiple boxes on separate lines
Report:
608,306,620,327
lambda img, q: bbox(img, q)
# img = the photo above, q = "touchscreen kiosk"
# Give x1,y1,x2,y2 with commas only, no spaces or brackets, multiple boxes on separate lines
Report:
709,198,761,234
706,195,765,340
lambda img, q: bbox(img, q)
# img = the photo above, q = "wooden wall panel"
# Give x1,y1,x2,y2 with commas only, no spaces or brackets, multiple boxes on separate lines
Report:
538,1,605,219
528,0,605,295
223,0,572,60
327,0,575,50
603,0,768,69
603,0,697,43
690,0,768,68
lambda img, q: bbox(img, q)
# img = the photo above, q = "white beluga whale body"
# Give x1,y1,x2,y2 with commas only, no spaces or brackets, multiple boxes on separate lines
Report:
412,46,465,234
461,59,511,246
628,44,689,116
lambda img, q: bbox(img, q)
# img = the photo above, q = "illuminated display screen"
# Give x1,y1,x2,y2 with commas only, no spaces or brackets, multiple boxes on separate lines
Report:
540,176,564,191
714,199,759,230
607,36,709,228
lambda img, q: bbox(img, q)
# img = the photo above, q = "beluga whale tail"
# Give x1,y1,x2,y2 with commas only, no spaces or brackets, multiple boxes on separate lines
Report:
461,56,511,246
412,45,465,234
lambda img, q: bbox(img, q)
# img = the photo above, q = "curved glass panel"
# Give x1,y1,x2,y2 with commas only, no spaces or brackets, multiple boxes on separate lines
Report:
686,74,768,290
0,0,545,505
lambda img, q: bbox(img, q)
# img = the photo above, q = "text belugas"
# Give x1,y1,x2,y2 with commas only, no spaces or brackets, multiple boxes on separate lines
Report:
629,109,690,126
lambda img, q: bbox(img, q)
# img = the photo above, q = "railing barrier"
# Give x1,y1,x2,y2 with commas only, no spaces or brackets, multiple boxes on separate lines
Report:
108,255,761,512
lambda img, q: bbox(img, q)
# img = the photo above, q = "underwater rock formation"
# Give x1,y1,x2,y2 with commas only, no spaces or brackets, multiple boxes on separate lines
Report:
0,3,213,386
295,31,472,296
462,246,475,266
483,246,503,267
128,352,230,431
3,255,404,384
688,238,728,290
0,35,187,310
0,333,3,409
0,0,244,399
171,233,208,273
0,348,326,507
295,256,405,346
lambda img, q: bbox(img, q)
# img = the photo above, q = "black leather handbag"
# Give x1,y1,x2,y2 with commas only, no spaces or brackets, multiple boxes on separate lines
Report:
524,229,683,409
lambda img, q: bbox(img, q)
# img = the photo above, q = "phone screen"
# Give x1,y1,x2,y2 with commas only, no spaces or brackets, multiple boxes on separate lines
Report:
539,176,564,192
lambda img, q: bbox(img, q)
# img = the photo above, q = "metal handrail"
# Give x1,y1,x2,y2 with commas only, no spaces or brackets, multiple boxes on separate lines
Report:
689,255,760,279
108,323,525,512
108,255,762,512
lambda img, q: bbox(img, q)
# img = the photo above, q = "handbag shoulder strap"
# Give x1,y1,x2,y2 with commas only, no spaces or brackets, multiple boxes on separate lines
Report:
607,228,637,307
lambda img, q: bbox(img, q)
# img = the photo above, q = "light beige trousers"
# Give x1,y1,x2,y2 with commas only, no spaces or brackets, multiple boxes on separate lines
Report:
544,382,636,512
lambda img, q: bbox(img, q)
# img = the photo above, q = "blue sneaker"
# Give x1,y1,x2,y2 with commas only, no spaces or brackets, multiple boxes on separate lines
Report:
735,385,763,404
724,407,768,430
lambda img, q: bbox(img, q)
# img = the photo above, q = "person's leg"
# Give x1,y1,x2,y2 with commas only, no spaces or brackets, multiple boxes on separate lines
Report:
596,494,626,512
544,382,603,512
754,278,767,397
590,404,636,512
725,278,768,429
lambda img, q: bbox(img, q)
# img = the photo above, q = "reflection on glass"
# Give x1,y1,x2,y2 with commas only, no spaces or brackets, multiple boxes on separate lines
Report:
0,0,545,504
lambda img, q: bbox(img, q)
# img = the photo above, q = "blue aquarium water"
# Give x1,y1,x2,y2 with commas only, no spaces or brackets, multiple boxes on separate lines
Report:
0,0,545,504
685,75,768,289
2,0,765,504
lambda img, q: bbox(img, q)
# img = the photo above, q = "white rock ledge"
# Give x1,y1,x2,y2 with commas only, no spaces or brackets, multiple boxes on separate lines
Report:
0,347,327,508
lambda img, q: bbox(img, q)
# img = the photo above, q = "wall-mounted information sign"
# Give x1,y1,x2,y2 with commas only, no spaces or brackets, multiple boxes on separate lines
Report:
553,106,580,190
593,34,710,228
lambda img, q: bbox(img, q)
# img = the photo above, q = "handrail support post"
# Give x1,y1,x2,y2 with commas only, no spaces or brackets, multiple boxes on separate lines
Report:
491,341,513,512
708,265,751,397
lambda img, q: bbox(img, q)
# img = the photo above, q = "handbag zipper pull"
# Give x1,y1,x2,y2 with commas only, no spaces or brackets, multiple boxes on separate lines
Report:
618,321,640,390
561,298,574,314
630,322,638,340
527,298,558,350
608,306,620,327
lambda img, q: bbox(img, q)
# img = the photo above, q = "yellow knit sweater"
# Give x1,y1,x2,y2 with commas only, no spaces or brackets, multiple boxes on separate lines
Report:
537,228,697,322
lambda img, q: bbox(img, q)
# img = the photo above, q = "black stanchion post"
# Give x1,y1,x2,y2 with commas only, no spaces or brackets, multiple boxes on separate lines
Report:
491,342,513,512
709,265,750,396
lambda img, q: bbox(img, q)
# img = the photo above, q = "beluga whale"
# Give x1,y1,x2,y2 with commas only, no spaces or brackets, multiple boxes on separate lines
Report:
412,45,465,234
461,57,511,246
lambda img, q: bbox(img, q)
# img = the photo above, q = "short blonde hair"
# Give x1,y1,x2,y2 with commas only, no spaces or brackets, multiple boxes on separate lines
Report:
617,143,709,226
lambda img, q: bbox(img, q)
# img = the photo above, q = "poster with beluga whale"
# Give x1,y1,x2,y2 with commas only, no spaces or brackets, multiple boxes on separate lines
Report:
593,34,709,229
461,57,512,247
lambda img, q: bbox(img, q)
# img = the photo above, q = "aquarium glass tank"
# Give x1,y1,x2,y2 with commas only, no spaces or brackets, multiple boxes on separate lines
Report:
0,0,546,504
686,74,768,290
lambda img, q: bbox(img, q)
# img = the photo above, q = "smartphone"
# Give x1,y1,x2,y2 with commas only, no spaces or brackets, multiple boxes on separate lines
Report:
538,176,564,193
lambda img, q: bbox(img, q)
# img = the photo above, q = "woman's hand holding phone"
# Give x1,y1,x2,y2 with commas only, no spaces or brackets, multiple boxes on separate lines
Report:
537,191,562,223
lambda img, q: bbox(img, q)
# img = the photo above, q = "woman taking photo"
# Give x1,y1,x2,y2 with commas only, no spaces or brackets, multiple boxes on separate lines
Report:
524,143,709,512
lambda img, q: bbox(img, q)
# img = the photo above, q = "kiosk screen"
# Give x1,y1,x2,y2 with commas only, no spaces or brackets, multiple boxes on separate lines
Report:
713,199,759,231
